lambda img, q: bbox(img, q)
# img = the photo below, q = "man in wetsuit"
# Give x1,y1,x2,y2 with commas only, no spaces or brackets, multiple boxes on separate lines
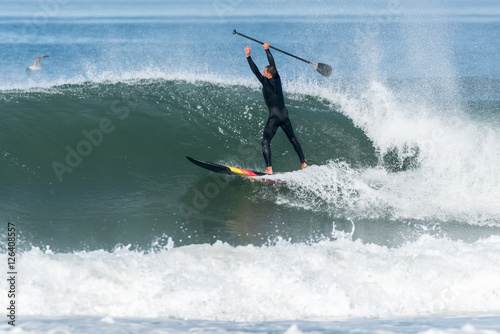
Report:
245,42,307,175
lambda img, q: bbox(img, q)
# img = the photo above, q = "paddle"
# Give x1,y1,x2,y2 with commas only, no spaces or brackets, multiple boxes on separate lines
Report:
233,29,332,78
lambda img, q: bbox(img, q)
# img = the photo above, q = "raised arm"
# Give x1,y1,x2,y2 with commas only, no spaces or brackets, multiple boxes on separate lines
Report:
245,45,264,82
263,42,276,69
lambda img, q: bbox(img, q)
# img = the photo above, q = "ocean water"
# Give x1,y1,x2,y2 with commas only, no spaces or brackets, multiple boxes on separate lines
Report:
1,0,500,333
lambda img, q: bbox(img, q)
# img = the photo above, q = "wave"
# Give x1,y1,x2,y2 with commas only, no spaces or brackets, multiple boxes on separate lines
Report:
2,77,500,229
3,233,500,320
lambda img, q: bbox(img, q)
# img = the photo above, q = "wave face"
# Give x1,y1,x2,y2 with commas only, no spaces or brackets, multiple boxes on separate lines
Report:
1,1,500,324
0,80,376,186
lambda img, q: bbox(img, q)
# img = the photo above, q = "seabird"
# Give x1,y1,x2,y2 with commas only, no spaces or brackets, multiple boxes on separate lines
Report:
26,55,49,75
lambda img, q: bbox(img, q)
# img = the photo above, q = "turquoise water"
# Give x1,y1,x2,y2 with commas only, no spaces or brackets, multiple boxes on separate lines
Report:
1,0,500,333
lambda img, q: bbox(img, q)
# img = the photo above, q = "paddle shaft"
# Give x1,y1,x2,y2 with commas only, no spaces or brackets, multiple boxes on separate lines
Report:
233,30,312,65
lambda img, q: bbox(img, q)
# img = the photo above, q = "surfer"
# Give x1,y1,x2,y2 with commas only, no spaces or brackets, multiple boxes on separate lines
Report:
245,42,307,175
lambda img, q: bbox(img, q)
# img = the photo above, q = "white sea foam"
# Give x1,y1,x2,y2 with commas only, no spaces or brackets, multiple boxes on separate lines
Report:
341,81,500,224
2,234,499,321
266,75,500,226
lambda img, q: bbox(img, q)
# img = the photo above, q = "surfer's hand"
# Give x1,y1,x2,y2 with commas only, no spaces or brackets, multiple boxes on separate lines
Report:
245,46,251,57
263,42,270,50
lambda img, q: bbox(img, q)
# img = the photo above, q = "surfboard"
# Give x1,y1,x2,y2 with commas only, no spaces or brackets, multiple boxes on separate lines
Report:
186,156,267,178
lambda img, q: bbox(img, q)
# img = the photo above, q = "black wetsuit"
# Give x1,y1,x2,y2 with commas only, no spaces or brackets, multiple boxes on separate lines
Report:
247,49,306,167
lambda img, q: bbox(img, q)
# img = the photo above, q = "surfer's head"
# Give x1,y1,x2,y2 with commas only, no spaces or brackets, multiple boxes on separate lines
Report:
264,65,277,79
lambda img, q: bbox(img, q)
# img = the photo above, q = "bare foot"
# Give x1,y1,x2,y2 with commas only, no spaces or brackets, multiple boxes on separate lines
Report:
264,166,273,175
301,162,308,170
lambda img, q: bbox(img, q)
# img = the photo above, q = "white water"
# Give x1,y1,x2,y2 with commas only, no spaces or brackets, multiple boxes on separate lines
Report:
268,75,500,227
2,233,500,321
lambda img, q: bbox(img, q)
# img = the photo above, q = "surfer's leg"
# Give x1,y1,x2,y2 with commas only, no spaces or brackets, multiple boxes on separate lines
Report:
262,117,279,171
281,120,306,167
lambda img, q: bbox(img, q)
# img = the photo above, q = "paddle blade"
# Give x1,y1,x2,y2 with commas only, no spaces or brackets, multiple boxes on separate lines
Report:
310,62,332,77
